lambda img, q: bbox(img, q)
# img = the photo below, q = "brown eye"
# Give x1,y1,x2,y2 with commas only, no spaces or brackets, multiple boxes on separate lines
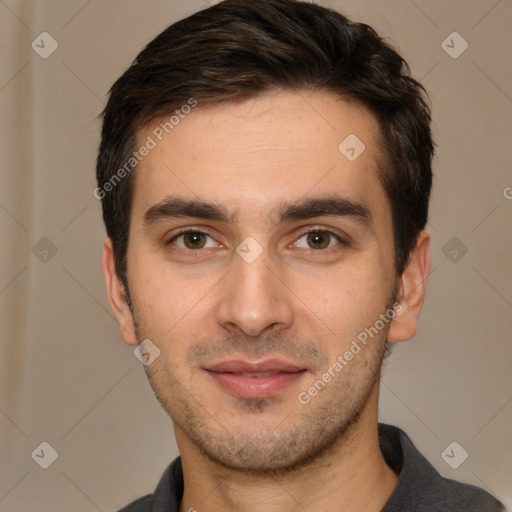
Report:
169,231,216,250
294,230,342,250
306,231,331,249
182,232,207,249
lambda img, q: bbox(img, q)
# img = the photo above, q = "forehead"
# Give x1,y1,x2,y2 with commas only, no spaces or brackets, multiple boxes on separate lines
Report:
131,90,389,228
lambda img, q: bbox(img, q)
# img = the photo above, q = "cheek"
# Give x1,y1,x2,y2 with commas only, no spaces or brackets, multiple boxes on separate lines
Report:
128,252,220,341
292,259,392,339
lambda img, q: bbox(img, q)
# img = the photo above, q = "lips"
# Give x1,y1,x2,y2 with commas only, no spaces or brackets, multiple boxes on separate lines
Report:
206,359,304,374
203,359,307,399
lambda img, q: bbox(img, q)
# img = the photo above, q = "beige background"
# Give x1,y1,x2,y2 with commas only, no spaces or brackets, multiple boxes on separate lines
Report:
1,0,511,510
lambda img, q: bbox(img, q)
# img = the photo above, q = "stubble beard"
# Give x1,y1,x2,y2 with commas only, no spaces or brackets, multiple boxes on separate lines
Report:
135,321,388,477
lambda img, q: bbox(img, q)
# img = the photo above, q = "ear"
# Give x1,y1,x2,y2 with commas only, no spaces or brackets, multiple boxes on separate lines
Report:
388,230,430,342
102,237,138,346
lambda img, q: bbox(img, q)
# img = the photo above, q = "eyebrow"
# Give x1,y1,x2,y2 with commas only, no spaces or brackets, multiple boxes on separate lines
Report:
143,194,372,230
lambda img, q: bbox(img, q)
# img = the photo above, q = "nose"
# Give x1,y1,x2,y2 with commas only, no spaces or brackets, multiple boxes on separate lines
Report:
216,247,294,338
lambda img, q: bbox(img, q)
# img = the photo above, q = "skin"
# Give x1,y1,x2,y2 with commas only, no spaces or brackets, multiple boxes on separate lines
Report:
103,90,430,512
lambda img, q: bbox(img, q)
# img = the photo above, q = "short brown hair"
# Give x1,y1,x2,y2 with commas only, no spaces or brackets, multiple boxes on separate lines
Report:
96,0,434,287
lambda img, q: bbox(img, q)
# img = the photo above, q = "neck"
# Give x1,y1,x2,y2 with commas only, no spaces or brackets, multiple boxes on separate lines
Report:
177,388,398,512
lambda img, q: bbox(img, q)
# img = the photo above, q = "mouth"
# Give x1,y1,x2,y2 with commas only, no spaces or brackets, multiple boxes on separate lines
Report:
203,359,308,399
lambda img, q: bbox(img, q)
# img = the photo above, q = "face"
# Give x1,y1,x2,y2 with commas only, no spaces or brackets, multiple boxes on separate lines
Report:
109,90,408,474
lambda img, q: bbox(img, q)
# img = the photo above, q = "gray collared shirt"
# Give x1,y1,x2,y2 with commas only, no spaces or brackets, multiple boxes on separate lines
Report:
118,423,506,511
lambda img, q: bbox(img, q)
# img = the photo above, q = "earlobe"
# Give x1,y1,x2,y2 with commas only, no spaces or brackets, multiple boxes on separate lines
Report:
388,230,431,342
102,238,138,346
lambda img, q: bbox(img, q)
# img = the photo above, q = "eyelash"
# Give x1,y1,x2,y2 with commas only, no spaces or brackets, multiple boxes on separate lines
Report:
166,227,346,255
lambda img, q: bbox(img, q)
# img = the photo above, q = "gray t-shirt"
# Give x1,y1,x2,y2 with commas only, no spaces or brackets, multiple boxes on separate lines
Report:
118,423,506,511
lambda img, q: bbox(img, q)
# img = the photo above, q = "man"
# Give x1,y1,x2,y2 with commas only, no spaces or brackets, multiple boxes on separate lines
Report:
96,1,505,510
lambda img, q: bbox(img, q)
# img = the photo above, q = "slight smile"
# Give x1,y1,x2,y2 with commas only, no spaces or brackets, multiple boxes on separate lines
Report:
203,359,308,399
